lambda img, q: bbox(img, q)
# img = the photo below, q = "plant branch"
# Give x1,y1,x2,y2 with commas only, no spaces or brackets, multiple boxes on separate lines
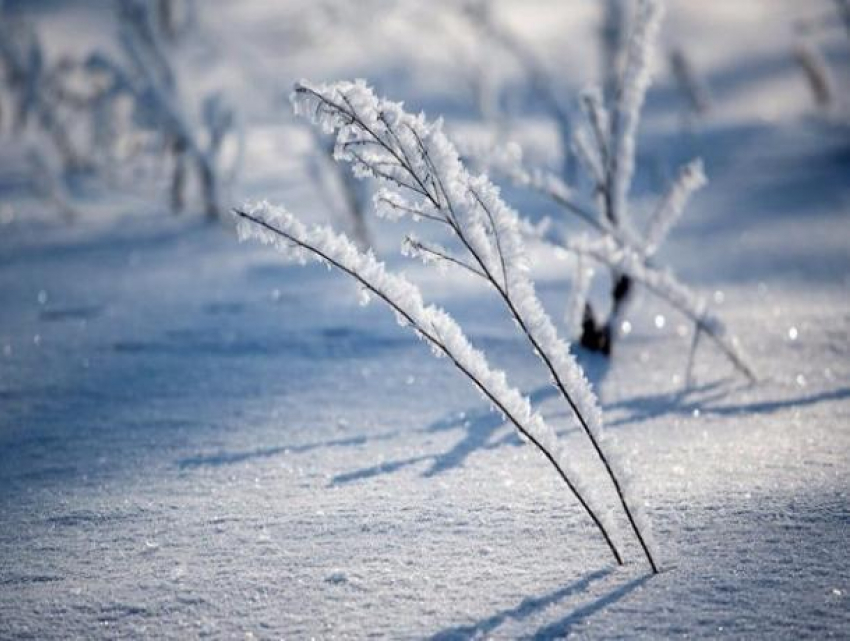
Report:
234,207,624,566
404,236,487,280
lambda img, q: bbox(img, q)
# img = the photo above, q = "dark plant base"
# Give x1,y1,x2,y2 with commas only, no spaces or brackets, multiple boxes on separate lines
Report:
580,306,613,355
579,274,632,357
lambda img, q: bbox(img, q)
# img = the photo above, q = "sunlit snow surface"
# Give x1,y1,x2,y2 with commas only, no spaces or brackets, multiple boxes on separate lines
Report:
1,0,849,638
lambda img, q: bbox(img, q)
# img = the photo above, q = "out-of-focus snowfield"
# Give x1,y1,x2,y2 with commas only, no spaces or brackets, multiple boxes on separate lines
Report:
1,1,849,638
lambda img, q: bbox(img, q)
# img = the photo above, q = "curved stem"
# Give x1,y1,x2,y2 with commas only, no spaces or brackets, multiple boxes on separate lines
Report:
463,200,660,574
234,209,624,567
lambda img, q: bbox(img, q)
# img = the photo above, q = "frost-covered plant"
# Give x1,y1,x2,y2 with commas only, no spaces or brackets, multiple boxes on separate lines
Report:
114,0,240,218
792,10,844,119
0,15,45,134
472,0,755,384
235,201,622,567
155,0,196,43
236,79,662,572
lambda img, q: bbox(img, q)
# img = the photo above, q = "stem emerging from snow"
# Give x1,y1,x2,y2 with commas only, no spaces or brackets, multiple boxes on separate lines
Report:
234,205,624,566
291,79,660,572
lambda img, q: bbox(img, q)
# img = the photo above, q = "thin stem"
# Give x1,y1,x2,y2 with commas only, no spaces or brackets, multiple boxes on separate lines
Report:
405,237,487,280
346,148,429,199
546,185,612,235
469,186,509,293
375,196,450,227
489,269,659,574
299,86,441,210
234,208,624,566
695,316,755,382
487,154,606,235
423,195,660,573
412,173,660,572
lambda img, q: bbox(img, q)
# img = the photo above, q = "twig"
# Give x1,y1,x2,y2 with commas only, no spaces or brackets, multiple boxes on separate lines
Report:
404,236,487,280
234,207,624,566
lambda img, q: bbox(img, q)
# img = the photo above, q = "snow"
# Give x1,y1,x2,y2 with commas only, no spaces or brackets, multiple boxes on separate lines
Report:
1,0,849,638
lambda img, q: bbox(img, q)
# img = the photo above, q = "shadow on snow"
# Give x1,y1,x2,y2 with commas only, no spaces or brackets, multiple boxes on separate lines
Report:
173,375,850,488
428,568,653,640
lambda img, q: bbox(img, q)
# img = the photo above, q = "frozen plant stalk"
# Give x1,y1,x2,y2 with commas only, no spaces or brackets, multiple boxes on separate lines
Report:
470,0,754,383
286,79,659,572
234,201,622,567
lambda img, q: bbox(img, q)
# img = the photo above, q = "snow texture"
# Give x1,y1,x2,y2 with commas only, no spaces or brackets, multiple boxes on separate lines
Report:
1,0,849,638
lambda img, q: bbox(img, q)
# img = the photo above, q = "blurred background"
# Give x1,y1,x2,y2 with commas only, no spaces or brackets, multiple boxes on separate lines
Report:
1,0,848,227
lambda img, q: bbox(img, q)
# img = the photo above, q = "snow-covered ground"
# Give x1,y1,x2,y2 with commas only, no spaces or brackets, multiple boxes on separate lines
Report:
1,1,849,638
